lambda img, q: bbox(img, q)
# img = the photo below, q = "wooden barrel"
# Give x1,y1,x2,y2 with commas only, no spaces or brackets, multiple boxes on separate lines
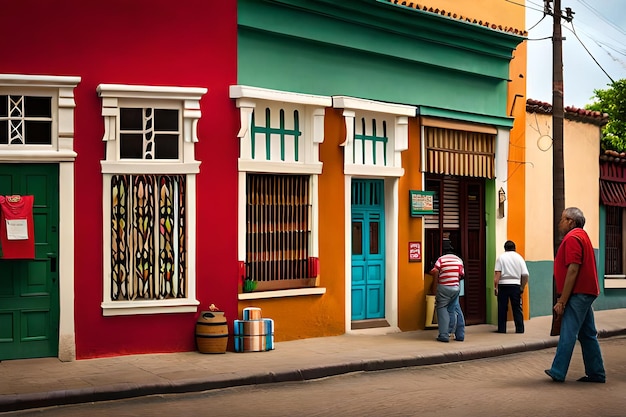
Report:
196,311,228,354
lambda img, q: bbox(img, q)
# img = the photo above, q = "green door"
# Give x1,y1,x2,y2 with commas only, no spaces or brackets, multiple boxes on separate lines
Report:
0,163,59,360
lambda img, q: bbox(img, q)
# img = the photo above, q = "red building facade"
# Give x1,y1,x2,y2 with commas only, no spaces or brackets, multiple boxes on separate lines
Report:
0,0,238,360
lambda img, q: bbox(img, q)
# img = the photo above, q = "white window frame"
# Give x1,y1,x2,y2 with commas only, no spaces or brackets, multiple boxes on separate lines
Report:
230,85,330,299
98,84,206,316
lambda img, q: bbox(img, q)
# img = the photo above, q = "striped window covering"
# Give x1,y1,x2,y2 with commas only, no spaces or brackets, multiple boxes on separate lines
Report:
425,127,495,179
425,177,460,230
245,173,312,291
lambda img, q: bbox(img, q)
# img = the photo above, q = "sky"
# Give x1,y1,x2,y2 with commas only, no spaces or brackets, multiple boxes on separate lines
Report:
525,0,626,108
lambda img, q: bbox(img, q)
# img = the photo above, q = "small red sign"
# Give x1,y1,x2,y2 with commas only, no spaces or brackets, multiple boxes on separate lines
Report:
409,241,421,262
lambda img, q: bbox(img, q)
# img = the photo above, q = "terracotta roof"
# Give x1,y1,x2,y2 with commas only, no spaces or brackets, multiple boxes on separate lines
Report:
387,0,527,36
526,98,609,126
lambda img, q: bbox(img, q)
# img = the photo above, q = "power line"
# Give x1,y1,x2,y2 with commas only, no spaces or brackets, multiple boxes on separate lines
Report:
565,22,615,83
575,0,626,38
505,0,545,14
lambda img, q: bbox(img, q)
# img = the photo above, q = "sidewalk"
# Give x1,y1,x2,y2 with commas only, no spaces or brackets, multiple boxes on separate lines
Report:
2,308,626,412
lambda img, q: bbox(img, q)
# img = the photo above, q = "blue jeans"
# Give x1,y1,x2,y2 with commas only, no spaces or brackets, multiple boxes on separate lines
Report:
548,293,605,381
448,295,465,341
435,285,460,341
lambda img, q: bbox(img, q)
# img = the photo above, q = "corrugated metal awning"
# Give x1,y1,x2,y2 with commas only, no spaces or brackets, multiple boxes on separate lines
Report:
600,180,626,207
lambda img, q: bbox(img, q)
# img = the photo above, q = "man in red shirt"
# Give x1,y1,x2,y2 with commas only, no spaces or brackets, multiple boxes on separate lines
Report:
545,207,606,383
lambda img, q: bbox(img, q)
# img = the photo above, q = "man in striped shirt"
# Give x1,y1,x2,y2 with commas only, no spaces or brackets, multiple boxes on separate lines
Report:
430,240,465,342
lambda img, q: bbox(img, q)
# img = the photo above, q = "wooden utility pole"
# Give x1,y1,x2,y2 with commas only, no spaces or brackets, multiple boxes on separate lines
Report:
551,0,565,259
545,0,574,303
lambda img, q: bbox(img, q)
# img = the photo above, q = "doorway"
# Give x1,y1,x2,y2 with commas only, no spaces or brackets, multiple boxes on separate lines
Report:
425,175,486,325
0,163,59,360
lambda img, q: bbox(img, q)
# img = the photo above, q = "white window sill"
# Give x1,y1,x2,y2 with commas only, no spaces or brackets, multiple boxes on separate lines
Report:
101,299,200,316
238,287,326,300
604,275,626,289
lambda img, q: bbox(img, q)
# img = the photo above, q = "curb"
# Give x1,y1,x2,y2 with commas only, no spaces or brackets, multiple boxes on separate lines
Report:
1,331,624,412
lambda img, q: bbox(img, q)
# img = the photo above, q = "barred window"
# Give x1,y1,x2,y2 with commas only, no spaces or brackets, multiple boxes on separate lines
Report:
605,205,623,275
0,95,52,145
246,174,312,291
111,174,186,300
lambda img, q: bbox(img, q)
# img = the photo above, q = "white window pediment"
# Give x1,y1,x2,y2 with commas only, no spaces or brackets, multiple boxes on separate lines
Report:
333,96,415,177
98,84,206,174
230,85,331,174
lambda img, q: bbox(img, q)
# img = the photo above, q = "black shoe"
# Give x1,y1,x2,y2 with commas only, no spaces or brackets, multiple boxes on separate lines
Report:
436,336,450,343
577,376,605,383
545,369,564,382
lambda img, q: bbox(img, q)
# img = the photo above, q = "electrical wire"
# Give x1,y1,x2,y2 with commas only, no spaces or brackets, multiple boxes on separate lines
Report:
505,0,545,14
527,13,547,32
565,22,616,83
575,0,626,38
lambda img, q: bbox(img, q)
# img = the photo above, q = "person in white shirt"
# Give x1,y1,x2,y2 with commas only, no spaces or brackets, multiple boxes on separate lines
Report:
494,240,529,333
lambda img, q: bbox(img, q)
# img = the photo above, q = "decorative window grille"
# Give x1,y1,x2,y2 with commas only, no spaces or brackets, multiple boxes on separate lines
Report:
250,108,301,161
231,85,329,294
111,174,186,300
246,174,311,289
353,117,388,166
98,83,205,315
0,95,52,145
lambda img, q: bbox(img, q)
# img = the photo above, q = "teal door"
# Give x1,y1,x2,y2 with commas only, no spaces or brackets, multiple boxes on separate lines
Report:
0,164,59,360
351,179,385,320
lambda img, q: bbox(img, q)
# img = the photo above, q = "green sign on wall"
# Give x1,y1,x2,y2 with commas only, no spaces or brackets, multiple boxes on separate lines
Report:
410,190,434,217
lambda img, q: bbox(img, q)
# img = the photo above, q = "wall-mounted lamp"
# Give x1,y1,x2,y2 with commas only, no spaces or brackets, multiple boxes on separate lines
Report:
498,187,506,218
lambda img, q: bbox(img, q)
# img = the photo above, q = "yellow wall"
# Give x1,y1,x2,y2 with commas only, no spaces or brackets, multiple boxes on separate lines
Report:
565,119,600,246
525,113,601,263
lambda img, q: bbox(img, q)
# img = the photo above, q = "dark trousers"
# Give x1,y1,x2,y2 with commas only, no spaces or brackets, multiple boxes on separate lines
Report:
497,284,524,333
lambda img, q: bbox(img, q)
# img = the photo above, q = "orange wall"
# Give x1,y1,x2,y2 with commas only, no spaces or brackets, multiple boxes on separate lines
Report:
397,118,426,330
239,108,347,340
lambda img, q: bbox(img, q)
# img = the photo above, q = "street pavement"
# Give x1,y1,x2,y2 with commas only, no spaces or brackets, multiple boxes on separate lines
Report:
1,308,626,412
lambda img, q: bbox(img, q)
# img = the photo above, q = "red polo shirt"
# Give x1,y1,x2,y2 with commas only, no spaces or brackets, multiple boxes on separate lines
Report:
554,227,599,296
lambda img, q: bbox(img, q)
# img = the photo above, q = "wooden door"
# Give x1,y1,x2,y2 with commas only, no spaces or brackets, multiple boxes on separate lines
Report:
0,163,59,360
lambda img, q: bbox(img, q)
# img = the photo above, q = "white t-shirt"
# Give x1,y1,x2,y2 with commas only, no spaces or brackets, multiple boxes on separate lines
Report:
495,251,529,285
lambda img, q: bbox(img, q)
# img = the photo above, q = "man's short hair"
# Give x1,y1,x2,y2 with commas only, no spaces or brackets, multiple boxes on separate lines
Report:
504,240,516,251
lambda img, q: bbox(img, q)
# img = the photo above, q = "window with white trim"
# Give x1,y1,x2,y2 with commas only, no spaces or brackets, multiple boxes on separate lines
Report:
98,84,206,316
0,74,80,161
230,85,330,293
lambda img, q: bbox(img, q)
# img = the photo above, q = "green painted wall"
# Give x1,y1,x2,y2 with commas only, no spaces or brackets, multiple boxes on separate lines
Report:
596,206,626,310
238,0,524,126
528,260,554,317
